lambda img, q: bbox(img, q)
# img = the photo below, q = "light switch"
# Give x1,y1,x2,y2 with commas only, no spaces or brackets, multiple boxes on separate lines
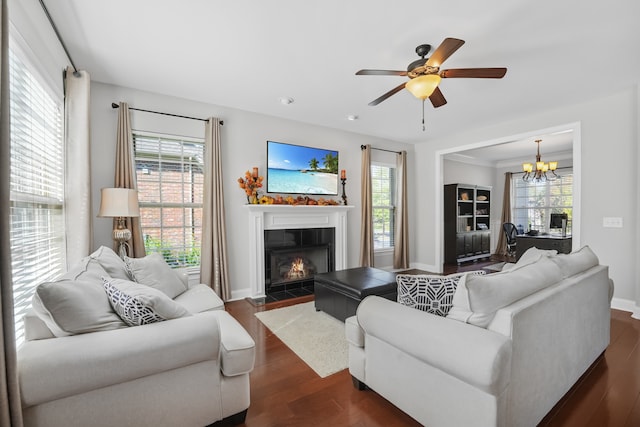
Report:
602,217,623,228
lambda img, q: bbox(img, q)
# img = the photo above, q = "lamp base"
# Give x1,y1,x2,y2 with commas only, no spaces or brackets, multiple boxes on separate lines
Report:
113,218,132,259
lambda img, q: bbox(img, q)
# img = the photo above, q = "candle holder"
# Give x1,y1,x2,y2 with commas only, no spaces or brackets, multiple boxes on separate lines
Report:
341,178,348,205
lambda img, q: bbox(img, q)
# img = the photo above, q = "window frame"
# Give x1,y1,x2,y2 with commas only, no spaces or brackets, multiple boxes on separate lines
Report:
371,162,396,252
132,131,205,271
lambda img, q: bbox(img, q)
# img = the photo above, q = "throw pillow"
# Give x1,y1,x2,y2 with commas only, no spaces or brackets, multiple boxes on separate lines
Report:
516,246,558,266
31,258,126,337
124,252,188,299
447,255,562,328
102,277,191,327
87,245,131,280
550,245,599,279
396,271,486,317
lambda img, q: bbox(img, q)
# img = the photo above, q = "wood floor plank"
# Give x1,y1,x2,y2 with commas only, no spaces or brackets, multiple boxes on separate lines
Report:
224,295,640,426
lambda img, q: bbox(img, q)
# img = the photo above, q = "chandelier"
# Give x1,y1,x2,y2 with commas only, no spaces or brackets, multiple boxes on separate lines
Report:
522,139,559,182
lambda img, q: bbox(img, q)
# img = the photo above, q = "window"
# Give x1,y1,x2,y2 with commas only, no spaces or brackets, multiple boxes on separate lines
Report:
133,132,204,267
9,48,65,345
371,164,396,249
512,172,573,234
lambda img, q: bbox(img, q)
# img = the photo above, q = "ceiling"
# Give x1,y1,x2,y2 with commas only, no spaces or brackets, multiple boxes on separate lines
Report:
43,1,640,146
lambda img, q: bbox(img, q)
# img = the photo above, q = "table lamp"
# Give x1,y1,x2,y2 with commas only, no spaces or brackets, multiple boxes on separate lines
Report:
98,188,140,259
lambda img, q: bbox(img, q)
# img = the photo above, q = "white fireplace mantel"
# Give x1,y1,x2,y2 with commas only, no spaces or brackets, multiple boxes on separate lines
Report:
245,204,353,298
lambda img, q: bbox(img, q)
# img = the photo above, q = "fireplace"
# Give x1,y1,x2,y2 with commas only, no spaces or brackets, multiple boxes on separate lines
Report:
264,228,335,297
245,205,353,299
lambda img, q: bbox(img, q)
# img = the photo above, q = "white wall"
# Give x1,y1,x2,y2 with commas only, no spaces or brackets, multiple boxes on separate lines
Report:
90,82,415,299
415,85,639,314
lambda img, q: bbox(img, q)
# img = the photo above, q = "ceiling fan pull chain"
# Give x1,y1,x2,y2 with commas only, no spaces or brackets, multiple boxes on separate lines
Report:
422,99,426,131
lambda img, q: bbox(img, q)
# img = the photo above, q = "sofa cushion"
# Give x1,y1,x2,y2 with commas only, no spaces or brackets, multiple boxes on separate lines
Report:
124,252,188,299
550,245,599,279
447,255,562,328
103,278,191,326
173,284,225,313
31,258,126,337
396,271,485,317
516,246,558,266
87,245,131,280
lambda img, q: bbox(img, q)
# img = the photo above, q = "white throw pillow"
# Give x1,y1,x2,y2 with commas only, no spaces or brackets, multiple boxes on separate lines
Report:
396,271,485,317
550,245,599,279
447,256,562,328
516,246,558,266
87,245,131,280
124,253,188,299
31,258,126,337
102,278,191,327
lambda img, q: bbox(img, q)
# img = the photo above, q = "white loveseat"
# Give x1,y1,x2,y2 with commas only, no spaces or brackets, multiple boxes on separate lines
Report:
18,247,255,427
346,246,612,427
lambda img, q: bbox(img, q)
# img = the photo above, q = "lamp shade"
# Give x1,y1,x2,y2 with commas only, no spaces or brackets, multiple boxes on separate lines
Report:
405,74,441,100
97,188,140,218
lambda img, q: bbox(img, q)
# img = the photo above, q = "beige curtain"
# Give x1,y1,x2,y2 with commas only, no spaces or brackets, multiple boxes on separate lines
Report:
1,0,24,424
200,118,230,300
359,145,374,267
393,150,409,269
64,67,93,266
114,102,145,258
496,172,512,255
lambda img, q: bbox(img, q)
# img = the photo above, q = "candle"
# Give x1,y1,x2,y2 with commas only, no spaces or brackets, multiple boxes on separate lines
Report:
340,169,346,179
252,167,258,178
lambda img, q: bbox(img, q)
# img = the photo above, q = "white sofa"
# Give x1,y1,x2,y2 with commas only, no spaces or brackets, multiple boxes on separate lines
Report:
18,247,255,427
346,246,612,427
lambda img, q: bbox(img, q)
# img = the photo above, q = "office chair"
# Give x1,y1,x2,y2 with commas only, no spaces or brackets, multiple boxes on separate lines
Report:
503,222,518,256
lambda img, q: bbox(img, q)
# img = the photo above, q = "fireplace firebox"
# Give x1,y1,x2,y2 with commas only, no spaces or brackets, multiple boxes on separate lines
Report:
264,228,335,298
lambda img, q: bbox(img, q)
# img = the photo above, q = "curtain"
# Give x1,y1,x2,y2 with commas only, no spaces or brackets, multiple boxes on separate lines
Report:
64,67,92,266
393,150,409,269
496,172,512,256
359,145,374,267
1,0,24,424
114,102,145,258
200,118,230,300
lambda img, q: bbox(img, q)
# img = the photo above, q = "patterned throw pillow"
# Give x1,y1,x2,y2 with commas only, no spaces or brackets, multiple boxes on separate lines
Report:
102,278,190,327
396,271,486,316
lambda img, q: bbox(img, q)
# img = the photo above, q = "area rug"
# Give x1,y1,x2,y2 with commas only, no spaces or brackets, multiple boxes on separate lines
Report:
255,301,348,378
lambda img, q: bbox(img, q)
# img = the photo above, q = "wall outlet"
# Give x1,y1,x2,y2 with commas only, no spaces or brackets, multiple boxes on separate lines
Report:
602,217,623,228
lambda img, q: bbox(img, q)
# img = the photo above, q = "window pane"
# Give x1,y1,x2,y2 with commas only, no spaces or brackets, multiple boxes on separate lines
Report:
134,133,204,267
9,48,65,345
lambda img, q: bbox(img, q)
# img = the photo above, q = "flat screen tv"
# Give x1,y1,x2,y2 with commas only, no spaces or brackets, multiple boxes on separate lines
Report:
267,140,339,195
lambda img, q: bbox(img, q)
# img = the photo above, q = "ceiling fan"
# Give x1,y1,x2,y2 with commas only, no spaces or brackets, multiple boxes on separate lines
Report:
356,37,507,128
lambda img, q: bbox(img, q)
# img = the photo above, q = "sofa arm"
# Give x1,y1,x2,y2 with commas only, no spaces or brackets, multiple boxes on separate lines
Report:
357,296,512,396
217,311,255,376
345,315,364,347
18,312,222,407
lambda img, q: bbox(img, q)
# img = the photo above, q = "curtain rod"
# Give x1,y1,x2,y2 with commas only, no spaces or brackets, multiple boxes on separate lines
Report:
111,103,223,125
360,145,401,154
38,0,80,77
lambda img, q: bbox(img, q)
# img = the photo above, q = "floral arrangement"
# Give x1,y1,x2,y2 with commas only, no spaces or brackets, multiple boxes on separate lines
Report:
238,170,263,203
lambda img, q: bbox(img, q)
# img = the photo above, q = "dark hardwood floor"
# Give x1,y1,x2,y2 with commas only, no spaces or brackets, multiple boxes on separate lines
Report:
224,266,640,427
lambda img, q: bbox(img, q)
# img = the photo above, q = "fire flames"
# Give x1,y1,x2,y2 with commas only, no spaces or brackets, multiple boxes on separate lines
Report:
285,257,308,280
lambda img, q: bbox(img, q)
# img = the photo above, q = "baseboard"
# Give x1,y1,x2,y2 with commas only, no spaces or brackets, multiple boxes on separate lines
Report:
611,297,640,319
410,262,440,273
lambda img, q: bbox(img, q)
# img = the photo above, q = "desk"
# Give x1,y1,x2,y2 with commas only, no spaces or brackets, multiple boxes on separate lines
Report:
516,234,572,261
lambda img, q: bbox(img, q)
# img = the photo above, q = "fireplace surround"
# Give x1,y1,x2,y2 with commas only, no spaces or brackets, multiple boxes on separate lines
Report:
245,205,353,298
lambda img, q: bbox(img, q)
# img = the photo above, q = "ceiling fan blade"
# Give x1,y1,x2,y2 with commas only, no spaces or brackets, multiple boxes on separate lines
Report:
356,69,407,76
429,87,447,108
426,38,465,68
440,68,507,78
368,82,407,106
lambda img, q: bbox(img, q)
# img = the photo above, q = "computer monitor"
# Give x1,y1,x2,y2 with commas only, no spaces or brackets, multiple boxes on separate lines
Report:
549,213,568,230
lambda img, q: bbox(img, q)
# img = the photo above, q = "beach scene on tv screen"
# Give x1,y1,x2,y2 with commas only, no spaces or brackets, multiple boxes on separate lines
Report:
267,141,338,195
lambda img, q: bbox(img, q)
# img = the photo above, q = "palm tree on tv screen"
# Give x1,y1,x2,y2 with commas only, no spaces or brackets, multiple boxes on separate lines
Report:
309,158,319,171
322,153,338,174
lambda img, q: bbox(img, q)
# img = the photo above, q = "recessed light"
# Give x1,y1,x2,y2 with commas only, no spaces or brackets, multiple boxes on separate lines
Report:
347,115,358,121
279,97,294,105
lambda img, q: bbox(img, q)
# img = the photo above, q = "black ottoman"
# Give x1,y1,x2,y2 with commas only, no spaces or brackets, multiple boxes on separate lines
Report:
314,267,398,322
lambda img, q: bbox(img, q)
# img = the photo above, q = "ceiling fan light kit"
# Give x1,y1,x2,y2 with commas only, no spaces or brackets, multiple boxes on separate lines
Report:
355,37,507,130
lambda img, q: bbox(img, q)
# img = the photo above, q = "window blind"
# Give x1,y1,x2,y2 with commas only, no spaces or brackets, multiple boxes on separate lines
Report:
9,48,65,345
371,164,396,249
